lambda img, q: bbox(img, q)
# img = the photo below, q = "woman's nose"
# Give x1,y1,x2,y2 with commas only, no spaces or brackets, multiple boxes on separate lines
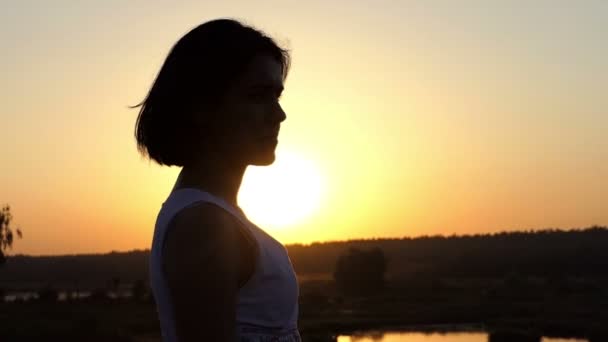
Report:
270,101,286,123
277,103,286,122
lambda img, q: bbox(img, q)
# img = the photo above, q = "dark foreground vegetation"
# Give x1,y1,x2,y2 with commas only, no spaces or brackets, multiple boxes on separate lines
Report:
1,226,607,341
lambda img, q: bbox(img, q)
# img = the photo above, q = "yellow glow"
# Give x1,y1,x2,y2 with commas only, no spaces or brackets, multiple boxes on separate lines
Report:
2,2,607,255
337,332,487,342
238,150,324,230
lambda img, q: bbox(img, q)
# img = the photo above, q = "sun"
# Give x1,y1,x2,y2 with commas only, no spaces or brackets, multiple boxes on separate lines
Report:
238,150,324,229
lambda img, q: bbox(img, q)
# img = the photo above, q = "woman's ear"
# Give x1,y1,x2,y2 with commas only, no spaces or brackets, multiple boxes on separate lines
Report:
191,104,215,128
192,105,223,138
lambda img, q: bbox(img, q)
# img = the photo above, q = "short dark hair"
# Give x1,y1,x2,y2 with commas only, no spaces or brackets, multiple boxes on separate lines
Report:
133,19,290,167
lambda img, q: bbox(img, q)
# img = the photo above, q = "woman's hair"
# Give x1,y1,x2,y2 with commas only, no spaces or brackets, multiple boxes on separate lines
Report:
134,19,290,167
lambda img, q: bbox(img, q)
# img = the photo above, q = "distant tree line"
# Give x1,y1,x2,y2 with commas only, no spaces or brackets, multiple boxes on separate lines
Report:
288,226,608,279
0,250,150,290
1,226,607,290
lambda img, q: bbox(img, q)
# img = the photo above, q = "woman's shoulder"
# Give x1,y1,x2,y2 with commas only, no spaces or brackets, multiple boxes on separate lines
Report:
167,201,239,245
162,201,256,289
161,202,242,274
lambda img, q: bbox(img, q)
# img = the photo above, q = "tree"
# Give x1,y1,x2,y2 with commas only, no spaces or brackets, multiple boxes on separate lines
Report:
333,247,388,296
110,276,121,298
0,205,23,265
132,279,147,302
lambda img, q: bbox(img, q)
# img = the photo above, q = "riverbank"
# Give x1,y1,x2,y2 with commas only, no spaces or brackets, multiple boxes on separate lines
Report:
297,277,607,341
1,277,606,341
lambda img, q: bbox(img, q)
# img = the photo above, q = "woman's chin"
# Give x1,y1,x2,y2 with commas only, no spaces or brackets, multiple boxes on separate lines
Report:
250,152,276,166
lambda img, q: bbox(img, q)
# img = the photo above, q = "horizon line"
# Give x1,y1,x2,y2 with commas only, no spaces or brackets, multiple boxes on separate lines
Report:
10,225,607,258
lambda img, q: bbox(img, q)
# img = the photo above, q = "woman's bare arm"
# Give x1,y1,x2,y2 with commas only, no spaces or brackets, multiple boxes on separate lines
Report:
162,203,241,341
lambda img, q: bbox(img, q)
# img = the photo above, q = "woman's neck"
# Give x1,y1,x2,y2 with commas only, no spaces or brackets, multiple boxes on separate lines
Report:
172,157,246,207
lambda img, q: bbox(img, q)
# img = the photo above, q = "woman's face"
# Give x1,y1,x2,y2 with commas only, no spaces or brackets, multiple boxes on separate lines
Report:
206,54,286,167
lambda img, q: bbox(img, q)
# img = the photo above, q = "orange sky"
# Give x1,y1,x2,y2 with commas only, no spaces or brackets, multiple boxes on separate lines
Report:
2,1,607,255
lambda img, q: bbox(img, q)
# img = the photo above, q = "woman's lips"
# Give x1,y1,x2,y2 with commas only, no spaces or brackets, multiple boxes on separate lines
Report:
260,134,278,142
260,136,278,146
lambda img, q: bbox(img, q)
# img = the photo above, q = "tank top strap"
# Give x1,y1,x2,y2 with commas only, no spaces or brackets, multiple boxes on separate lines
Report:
165,188,259,254
167,188,249,227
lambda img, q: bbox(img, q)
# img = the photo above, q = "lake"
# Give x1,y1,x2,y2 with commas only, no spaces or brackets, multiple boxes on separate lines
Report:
337,331,588,342
2,290,131,302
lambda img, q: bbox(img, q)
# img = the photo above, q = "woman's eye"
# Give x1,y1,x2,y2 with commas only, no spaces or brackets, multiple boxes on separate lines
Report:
250,91,280,102
250,92,266,100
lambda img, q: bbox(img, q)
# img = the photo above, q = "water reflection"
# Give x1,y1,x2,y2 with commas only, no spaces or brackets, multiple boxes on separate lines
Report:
337,332,588,342
2,290,131,302
338,331,487,342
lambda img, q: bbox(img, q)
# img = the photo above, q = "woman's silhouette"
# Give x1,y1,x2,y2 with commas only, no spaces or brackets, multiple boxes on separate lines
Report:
134,19,300,341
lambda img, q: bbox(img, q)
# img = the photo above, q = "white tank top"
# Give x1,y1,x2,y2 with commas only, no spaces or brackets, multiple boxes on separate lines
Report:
149,188,300,341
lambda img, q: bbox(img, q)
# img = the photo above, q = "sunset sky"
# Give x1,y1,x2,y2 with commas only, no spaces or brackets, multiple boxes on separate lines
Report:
2,1,606,255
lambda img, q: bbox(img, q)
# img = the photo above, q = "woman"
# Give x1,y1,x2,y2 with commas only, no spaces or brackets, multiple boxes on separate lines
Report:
135,19,300,341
